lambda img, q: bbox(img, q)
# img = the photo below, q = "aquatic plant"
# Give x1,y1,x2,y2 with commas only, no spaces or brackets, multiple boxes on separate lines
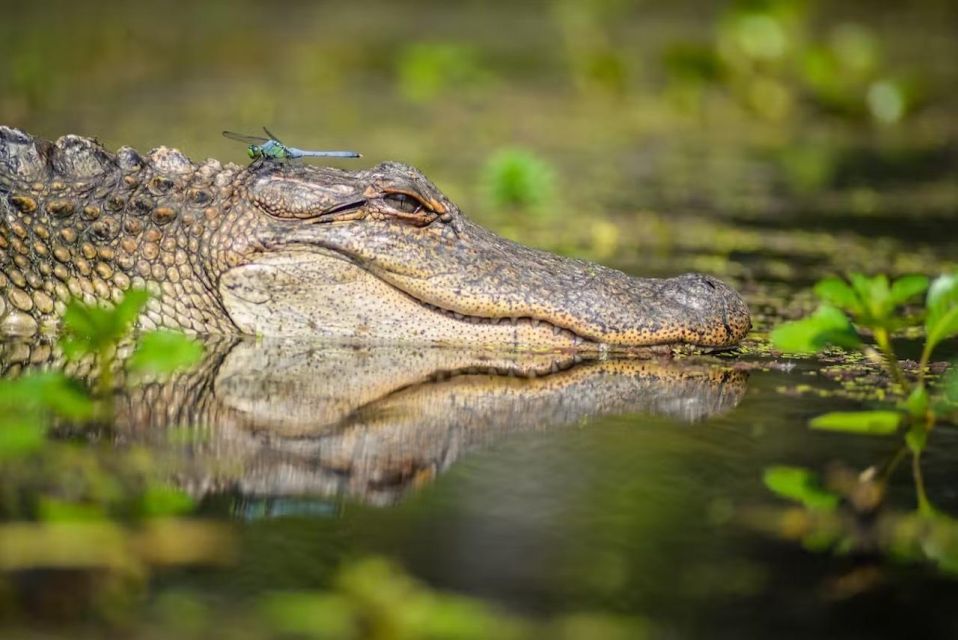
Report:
482,148,557,215
754,273,958,575
771,272,957,431
664,0,921,124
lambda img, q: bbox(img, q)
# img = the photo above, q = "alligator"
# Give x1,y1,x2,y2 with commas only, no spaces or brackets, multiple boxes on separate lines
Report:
1,337,748,506
0,126,751,350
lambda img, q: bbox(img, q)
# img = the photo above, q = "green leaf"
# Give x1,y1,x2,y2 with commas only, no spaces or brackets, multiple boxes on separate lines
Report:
905,424,928,454
763,466,840,510
60,289,150,357
128,331,205,376
814,277,862,314
112,288,150,332
139,485,195,517
770,305,861,353
903,385,929,419
928,273,958,315
848,272,891,322
890,274,929,305
0,418,46,459
925,274,958,357
0,372,94,421
810,410,902,435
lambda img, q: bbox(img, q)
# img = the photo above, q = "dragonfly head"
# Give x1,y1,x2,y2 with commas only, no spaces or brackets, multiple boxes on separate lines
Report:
246,145,260,160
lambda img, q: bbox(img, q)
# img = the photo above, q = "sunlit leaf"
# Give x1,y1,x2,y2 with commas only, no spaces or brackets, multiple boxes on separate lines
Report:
770,305,861,353
902,385,929,419
925,274,958,356
889,274,929,305
112,288,150,332
60,289,150,357
763,466,839,510
0,372,94,421
139,486,195,517
813,277,862,314
809,410,901,435
927,274,958,314
129,331,205,376
0,419,46,459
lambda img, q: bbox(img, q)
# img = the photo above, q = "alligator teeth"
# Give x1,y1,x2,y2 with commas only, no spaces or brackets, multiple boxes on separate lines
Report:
550,362,559,373
453,312,464,320
530,319,540,327
552,325,562,336
491,318,500,325
510,317,519,326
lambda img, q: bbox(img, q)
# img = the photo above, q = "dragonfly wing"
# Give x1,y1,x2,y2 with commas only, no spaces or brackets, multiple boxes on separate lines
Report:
262,126,285,145
222,131,269,144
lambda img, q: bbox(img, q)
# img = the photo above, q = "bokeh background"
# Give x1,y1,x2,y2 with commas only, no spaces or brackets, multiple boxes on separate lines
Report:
2,0,956,288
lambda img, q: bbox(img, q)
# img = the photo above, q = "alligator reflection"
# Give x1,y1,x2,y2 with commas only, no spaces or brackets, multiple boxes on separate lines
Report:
113,339,748,507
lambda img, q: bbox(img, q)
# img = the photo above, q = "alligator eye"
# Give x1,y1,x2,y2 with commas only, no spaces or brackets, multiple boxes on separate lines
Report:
383,192,426,214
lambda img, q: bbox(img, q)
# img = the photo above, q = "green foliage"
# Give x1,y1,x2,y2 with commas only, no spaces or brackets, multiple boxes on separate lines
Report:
395,43,490,103
770,305,860,353
812,273,928,329
768,271,958,535
663,0,923,125
0,372,95,459
128,330,205,377
763,466,839,510
924,273,958,358
261,557,528,640
60,289,150,361
138,486,195,518
809,410,901,435
482,148,557,214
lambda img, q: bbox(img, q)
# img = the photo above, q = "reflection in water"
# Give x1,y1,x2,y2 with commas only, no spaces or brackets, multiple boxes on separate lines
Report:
105,339,748,506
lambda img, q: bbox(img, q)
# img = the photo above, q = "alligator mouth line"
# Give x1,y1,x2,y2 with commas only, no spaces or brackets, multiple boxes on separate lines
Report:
415,299,595,346
267,244,604,347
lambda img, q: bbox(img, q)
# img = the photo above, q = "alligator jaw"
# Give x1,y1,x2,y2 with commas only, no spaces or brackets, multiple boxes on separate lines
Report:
219,249,603,350
254,215,752,350
227,214,750,350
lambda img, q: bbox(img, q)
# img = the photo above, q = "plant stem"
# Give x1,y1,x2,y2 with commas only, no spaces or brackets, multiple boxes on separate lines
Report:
917,341,933,388
912,448,933,515
873,328,909,392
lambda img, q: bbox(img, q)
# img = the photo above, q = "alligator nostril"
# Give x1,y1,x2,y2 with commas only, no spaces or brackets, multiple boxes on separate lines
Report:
704,279,716,290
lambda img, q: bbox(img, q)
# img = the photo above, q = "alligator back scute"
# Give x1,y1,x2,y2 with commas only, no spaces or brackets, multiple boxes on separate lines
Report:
0,127,119,190
50,134,117,180
0,126,241,337
0,126,48,186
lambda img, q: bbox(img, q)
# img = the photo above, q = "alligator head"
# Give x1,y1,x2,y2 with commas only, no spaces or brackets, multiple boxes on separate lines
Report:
0,127,750,349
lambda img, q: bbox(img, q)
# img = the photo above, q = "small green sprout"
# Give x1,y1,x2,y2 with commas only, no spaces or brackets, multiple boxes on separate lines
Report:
482,148,556,215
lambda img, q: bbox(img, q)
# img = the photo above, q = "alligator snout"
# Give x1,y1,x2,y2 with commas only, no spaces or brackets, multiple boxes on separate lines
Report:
653,273,752,347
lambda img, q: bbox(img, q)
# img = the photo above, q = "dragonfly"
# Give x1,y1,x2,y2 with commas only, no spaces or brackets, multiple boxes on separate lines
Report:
222,127,361,162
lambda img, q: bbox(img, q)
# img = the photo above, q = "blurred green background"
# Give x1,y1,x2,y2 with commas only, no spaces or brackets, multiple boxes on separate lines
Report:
2,0,956,262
